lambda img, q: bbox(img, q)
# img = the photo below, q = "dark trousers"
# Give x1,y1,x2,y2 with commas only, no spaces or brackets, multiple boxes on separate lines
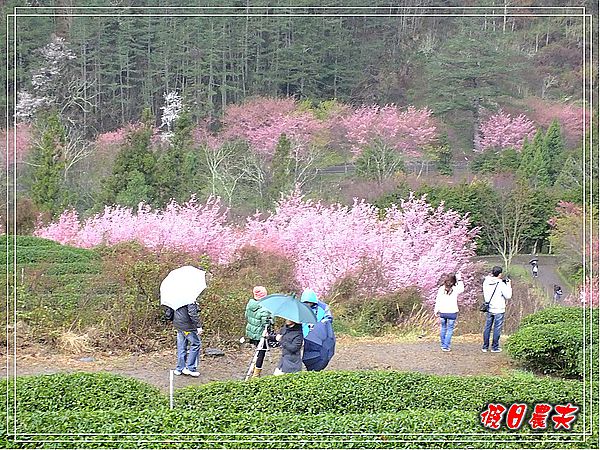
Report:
251,338,268,369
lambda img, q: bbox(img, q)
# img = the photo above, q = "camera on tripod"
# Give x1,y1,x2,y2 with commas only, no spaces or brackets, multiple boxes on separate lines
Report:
264,317,280,348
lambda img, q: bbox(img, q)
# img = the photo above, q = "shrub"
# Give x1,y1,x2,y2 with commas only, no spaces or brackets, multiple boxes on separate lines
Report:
7,409,594,448
333,285,424,335
5,237,301,351
1,372,167,411
507,307,599,378
1,371,594,448
175,371,584,415
520,306,594,327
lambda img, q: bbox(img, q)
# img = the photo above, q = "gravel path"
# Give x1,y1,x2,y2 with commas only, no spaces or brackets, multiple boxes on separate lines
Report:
2,336,515,392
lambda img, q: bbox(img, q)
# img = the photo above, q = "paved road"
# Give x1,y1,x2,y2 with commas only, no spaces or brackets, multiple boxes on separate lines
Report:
476,254,571,300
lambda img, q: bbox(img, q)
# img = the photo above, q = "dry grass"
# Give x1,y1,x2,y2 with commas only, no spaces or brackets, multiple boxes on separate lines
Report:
58,330,92,354
396,304,438,336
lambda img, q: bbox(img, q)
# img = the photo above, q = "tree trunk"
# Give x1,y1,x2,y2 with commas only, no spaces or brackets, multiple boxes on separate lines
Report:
55,0,72,39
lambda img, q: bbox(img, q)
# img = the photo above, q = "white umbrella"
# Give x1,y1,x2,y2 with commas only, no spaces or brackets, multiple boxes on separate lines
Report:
160,266,207,310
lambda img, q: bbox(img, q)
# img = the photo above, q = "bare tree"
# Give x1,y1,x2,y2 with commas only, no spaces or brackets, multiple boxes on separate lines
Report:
479,182,535,269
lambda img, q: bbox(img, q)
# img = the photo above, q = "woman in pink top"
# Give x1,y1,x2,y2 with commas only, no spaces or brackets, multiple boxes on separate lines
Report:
433,272,464,352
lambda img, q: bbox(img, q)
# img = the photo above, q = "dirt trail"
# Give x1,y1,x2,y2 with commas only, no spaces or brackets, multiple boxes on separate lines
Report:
1,336,515,392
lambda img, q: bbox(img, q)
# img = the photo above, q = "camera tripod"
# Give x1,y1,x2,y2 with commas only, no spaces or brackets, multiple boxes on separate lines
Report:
244,324,274,381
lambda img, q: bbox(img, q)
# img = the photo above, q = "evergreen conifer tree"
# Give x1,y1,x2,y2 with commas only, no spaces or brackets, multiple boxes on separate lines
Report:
543,119,565,184
268,133,293,203
156,110,194,205
29,112,68,216
100,108,157,208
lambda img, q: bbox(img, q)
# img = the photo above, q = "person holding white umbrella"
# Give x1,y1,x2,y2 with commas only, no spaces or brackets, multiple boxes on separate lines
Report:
161,266,207,377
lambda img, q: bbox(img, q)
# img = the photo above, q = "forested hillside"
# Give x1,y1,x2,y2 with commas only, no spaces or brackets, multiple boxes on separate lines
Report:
2,1,595,135
1,1,597,268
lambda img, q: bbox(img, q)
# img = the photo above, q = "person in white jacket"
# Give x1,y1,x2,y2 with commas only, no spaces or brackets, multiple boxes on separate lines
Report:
481,266,513,353
433,272,464,352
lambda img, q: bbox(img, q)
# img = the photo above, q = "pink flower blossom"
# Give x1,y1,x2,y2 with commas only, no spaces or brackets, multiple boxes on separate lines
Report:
341,105,437,158
245,191,478,304
221,97,327,159
0,123,32,168
35,196,240,264
525,98,585,148
36,192,479,305
477,110,536,152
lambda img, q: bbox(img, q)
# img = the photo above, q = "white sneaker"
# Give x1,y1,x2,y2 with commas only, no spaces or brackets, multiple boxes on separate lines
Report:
491,348,502,353
481,348,488,353
182,368,200,377
173,369,182,376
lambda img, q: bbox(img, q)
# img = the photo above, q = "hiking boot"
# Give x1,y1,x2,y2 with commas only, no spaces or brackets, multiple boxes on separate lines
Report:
173,369,182,376
491,348,502,353
252,367,263,378
182,368,200,377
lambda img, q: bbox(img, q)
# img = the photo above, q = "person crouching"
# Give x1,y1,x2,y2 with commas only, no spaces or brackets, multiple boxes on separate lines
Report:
273,320,303,375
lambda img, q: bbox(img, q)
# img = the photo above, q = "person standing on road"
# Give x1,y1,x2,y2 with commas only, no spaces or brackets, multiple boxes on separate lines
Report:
434,272,464,352
244,286,273,378
530,259,539,278
273,320,304,375
553,285,564,302
482,266,512,353
164,301,202,377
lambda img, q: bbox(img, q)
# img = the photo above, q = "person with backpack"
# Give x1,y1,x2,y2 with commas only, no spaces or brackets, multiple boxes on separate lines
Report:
433,272,464,352
481,266,512,353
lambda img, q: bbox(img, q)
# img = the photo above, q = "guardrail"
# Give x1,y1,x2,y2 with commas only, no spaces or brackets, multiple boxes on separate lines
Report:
316,161,470,175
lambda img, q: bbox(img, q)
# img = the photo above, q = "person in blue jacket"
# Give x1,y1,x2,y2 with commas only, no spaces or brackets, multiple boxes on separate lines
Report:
300,288,333,326
299,288,335,371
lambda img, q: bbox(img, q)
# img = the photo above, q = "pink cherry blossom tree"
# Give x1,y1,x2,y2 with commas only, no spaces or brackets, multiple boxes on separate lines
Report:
525,98,584,148
477,110,536,152
0,123,32,168
341,105,437,158
220,97,326,160
36,190,479,306
35,196,241,264
245,190,478,304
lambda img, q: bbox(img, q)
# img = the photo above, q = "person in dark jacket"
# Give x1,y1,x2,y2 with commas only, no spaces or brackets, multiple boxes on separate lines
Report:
273,320,303,375
245,286,273,378
164,301,202,377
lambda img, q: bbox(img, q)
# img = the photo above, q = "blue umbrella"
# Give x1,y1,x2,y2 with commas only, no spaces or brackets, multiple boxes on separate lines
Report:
259,294,317,324
302,321,336,371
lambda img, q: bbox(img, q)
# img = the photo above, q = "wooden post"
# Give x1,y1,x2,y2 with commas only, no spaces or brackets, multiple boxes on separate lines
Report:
169,370,174,409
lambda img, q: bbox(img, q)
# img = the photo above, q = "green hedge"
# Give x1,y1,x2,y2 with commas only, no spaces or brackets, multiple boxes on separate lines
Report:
1,236,99,270
175,371,584,414
4,409,595,449
0,235,60,248
1,371,595,448
1,372,167,411
507,307,599,378
519,307,598,328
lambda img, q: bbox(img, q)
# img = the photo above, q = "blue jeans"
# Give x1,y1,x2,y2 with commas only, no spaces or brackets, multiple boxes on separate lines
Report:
483,312,505,351
440,317,456,350
176,330,201,372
